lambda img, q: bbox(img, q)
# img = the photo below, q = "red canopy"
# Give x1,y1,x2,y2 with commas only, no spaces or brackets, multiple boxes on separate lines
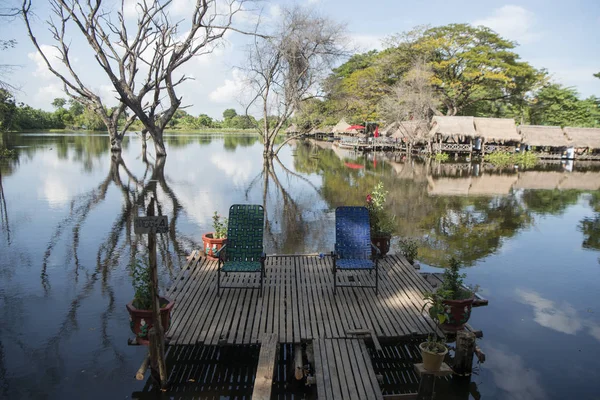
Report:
374,126,379,138
344,162,364,169
346,125,365,131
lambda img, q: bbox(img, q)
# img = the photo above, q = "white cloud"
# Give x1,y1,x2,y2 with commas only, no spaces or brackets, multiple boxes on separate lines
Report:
209,152,252,185
473,5,542,45
122,0,139,19
485,344,547,400
517,288,600,341
28,45,63,80
349,33,384,52
209,69,245,103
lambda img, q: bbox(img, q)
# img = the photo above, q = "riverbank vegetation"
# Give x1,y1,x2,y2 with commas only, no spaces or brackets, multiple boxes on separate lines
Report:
293,24,600,130
483,151,539,168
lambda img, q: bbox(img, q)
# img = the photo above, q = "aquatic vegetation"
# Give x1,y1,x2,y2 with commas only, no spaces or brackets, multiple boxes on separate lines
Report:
484,151,538,168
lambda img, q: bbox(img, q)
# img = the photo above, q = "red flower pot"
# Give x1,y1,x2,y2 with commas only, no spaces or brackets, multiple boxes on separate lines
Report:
371,234,391,258
441,297,475,331
202,233,226,260
126,297,174,345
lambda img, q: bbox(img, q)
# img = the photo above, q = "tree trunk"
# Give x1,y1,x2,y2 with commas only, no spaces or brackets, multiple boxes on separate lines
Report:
148,127,167,157
263,139,273,159
108,127,123,152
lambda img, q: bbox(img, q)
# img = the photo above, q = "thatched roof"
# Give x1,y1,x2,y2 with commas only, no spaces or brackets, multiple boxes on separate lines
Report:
332,118,351,135
315,125,333,134
285,124,299,134
469,175,518,195
381,121,399,137
429,116,476,139
397,120,429,143
563,127,600,149
474,118,520,142
514,171,566,190
519,125,568,147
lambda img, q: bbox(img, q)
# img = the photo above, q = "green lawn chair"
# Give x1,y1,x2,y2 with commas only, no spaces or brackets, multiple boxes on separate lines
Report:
217,204,266,296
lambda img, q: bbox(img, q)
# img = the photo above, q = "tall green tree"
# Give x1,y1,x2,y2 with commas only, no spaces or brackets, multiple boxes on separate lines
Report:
529,84,600,127
51,98,67,109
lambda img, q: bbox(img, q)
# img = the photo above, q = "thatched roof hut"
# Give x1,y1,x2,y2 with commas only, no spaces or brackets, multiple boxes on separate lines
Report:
380,121,399,137
563,127,600,149
473,118,520,143
397,120,429,143
332,118,351,135
519,125,568,147
428,116,476,140
285,124,299,134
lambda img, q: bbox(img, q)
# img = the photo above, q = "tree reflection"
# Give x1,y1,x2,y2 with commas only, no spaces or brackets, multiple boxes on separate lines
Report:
522,189,581,216
294,142,535,267
579,192,600,251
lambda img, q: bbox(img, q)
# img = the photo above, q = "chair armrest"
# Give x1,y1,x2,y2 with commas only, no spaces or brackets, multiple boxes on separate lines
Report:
216,244,227,262
370,242,381,255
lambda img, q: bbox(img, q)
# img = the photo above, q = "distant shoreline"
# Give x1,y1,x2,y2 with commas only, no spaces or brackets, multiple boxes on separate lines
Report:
7,128,259,134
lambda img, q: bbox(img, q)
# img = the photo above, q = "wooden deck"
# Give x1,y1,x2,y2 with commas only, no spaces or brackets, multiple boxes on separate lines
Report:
314,338,383,400
165,253,437,346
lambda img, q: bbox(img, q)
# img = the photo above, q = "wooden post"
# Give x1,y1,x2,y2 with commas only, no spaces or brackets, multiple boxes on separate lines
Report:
414,363,453,400
294,345,304,380
454,331,476,376
147,197,168,389
135,352,150,380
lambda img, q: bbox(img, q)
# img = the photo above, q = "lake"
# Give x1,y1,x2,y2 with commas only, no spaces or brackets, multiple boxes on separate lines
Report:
0,132,599,399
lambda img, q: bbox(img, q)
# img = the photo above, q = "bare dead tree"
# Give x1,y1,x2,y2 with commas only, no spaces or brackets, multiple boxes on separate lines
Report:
22,1,135,152
24,0,258,157
241,6,347,159
378,59,440,147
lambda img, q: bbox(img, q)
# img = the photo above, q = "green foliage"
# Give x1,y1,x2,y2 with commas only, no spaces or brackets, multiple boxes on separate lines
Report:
366,182,395,236
421,291,449,348
439,257,473,300
398,238,419,264
212,211,228,239
51,98,67,109
0,147,17,158
484,151,538,168
529,84,600,127
223,108,238,120
0,89,16,131
131,258,152,310
434,153,449,162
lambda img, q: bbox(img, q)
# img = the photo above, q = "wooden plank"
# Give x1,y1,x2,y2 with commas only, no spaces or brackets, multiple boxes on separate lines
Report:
337,339,359,399
313,339,327,400
358,339,384,400
289,256,300,343
295,256,309,341
325,338,343,399
251,333,279,400
343,338,369,400
331,339,352,399
314,256,340,339
304,255,325,338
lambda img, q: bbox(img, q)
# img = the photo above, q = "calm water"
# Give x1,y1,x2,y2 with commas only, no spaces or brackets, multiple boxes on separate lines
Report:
1,132,599,399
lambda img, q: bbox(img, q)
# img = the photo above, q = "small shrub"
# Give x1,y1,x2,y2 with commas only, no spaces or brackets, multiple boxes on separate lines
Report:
484,151,538,168
131,258,152,310
434,153,449,162
398,238,419,264
212,211,228,239
366,182,395,236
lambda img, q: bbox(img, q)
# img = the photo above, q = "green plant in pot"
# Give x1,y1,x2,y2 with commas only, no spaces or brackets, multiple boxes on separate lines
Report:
126,257,174,345
202,211,228,260
420,293,449,371
398,238,419,265
366,182,395,257
437,257,476,331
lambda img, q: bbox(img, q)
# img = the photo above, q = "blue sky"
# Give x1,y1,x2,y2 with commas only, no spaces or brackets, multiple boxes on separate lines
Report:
3,0,599,119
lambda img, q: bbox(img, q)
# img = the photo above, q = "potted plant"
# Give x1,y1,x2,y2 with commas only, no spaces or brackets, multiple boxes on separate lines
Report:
420,292,449,371
366,182,395,257
201,211,228,260
398,238,419,266
436,257,476,331
126,258,175,345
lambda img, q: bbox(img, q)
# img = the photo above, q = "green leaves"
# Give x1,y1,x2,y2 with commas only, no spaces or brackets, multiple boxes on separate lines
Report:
131,258,153,310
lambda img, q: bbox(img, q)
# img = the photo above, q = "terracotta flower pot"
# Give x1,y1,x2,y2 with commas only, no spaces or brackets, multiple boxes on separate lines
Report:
419,342,448,371
202,233,226,260
441,296,475,331
126,297,174,345
371,233,391,257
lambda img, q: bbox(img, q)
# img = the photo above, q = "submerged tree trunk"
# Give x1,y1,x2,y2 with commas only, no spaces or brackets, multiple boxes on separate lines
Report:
147,127,167,157
109,129,124,152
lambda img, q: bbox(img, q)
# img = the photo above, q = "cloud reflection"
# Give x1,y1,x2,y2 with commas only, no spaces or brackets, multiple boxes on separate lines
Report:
516,289,600,341
486,343,547,400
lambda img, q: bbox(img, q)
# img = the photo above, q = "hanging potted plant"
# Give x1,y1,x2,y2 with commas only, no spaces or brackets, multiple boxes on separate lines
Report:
201,211,228,260
126,257,174,345
420,293,449,371
366,182,395,257
436,257,477,331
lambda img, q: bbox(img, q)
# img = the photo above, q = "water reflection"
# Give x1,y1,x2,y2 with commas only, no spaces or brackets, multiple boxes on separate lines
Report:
485,343,548,400
516,288,600,342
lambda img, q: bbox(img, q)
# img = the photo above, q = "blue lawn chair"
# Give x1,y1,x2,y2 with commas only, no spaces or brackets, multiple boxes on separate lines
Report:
217,204,266,296
332,206,380,295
